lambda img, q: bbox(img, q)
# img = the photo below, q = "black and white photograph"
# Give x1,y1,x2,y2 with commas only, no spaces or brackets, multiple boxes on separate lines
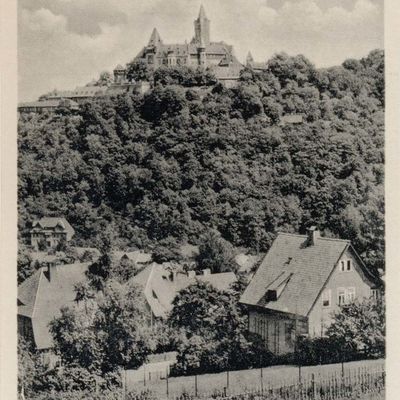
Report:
1,0,395,399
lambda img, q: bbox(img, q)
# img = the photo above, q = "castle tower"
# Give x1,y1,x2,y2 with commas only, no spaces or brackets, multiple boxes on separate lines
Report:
113,64,126,84
194,5,210,46
198,36,207,67
246,51,254,66
147,28,163,48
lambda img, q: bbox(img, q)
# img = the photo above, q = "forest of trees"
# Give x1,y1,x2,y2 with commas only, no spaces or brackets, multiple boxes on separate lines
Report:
18,50,384,272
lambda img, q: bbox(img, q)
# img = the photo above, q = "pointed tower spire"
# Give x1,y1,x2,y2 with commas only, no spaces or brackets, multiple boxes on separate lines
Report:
194,5,210,46
198,4,207,19
246,51,254,65
148,28,162,47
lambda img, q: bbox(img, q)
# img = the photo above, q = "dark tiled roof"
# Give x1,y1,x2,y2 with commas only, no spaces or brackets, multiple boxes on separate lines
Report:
240,233,349,316
17,263,90,349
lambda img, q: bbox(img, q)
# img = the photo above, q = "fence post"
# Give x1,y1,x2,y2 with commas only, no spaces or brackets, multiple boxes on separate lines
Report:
166,367,169,398
261,367,264,394
195,374,198,397
311,373,316,400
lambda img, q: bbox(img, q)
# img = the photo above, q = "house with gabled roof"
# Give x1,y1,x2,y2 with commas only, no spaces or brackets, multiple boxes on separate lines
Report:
132,263,236,325
30,217,75,250
240,227,382,355
18,262,90,351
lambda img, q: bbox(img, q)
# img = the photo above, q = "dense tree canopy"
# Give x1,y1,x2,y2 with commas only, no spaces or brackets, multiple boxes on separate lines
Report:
18,50,384,273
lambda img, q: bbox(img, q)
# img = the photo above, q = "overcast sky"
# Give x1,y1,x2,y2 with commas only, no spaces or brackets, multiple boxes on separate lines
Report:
18,0,383,102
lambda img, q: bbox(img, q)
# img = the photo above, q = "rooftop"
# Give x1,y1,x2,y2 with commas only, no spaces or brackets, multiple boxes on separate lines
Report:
18,262,91,349
132,263,236,318
240,232,355,316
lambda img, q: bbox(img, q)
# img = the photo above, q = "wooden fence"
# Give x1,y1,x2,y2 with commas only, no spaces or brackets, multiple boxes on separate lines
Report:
172,364,385,400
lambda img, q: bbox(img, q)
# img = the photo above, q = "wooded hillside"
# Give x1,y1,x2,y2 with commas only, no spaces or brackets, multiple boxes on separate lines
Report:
18,50,384,272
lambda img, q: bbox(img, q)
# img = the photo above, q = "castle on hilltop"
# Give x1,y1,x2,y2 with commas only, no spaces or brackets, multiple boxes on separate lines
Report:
134,5,239,69
128,5,243,87
18,5,252,114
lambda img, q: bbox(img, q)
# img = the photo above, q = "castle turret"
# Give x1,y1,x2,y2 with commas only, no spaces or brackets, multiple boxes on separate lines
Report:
113,64,126,84
147,28,162,48
246,51,254,66
198,35,207,67
194,5,210,46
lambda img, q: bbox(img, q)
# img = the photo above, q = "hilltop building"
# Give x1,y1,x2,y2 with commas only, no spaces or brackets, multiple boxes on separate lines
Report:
132,5,243,87
30,217,75,251
240,227,382,355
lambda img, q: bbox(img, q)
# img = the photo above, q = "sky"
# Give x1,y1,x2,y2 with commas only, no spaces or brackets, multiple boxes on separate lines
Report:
18,0,383,102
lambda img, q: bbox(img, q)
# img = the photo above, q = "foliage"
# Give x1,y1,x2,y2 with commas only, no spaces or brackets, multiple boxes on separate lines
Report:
17,244,35,284
126,61,153,82
50,280,156,375
168,281,272,374
153,66,217,87
18,51,384,272
195,230,238,273
327,297,385,358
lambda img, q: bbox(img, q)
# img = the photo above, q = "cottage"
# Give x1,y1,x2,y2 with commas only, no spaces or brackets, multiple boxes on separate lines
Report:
240,227,382,355
132,263,236,324
30,217,75,250
18,262,90,353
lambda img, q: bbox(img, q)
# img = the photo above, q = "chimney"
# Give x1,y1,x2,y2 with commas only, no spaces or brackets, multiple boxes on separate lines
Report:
307,226,320,246
202,268,211,276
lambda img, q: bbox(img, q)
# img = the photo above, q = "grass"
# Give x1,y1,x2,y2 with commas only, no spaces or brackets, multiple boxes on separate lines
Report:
126,358,384,398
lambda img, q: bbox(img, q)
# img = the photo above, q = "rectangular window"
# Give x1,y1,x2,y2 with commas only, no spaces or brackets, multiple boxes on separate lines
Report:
347,260,352,271
338,288,346,306
285,323,293,345
340,261,345,272
346,287,356,303
371,288,380,300
322,289,331,307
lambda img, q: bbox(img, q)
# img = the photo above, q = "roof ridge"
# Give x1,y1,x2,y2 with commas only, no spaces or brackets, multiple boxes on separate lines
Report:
277,231,351,243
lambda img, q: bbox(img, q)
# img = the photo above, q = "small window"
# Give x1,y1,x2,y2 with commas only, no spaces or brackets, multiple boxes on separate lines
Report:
322,289,331,307
347,260,352,271
371,288,380,300
346,287,356,303
340,261,345,272
338,288,345,306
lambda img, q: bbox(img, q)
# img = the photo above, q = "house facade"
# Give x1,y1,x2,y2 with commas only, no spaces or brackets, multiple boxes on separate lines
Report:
240,227,382,355
30,217,75,250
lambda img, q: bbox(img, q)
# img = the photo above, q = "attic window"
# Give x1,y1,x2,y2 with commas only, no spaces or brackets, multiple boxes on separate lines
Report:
265,272,292,302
